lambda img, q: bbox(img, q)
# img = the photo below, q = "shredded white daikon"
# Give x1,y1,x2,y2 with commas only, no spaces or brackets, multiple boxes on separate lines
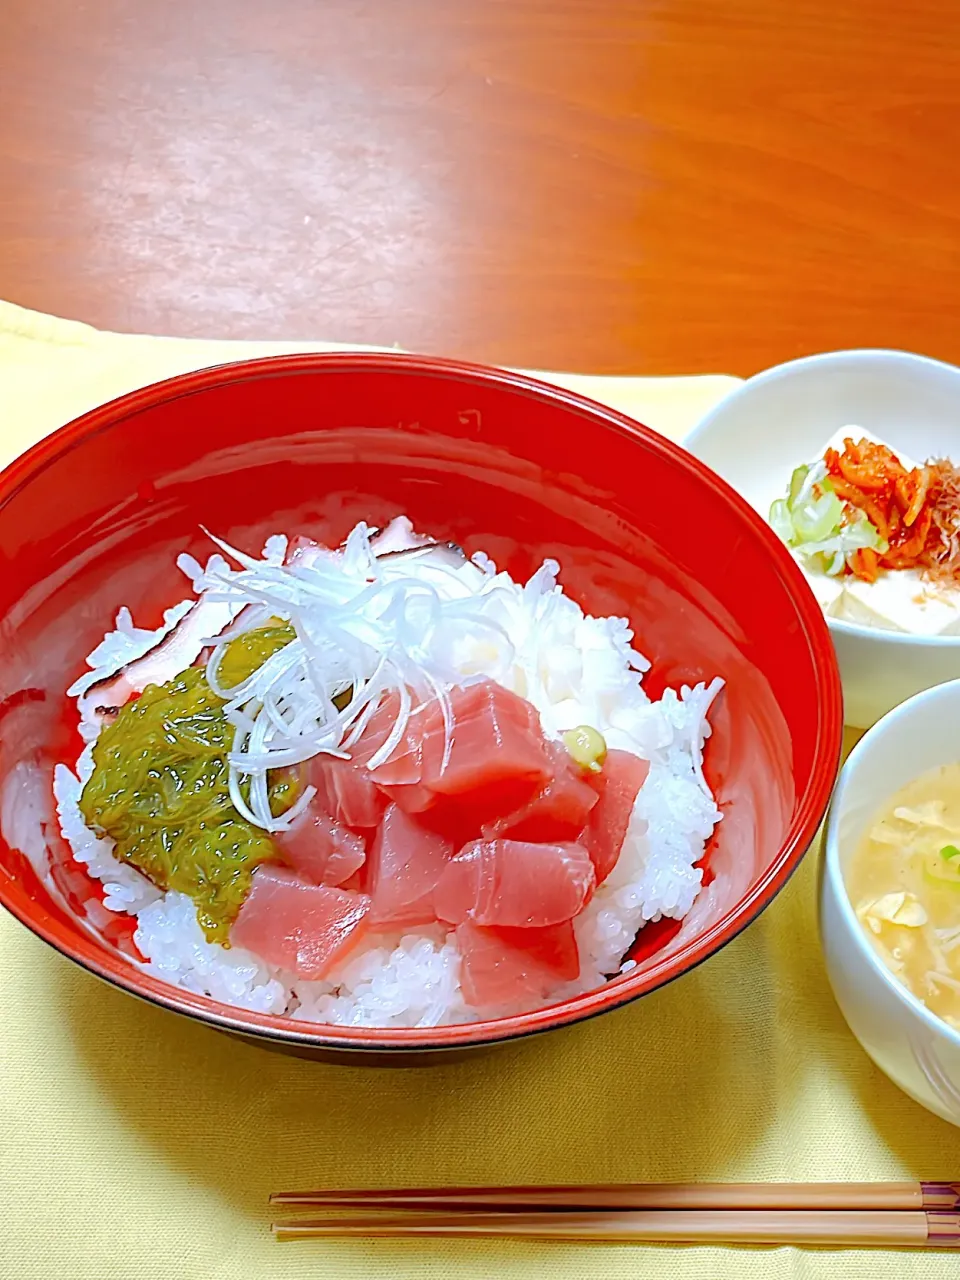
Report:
183,521,519,830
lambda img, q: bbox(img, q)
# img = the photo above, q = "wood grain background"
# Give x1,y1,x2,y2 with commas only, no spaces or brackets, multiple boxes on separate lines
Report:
2,0,958,374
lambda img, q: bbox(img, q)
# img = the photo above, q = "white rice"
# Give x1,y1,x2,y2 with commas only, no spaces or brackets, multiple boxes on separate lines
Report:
54,528,723,1027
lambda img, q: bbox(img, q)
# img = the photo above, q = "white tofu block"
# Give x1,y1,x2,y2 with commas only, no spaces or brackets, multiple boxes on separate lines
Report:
813,425,918,472
838,569,960,636
773,425,960,636
794,555,845,614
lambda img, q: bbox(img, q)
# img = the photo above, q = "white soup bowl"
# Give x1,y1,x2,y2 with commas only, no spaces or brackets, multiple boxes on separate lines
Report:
821,678,960,1126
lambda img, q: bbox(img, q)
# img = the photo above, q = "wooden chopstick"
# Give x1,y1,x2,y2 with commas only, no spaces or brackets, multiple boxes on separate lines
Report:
270,1179,960,1212
272,1207,960,1247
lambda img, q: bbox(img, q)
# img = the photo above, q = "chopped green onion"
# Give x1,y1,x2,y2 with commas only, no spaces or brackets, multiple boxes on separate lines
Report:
941,844,960,860
788,465,807,505
792,493,844,542
769,498,793,544
768,461,887,577
562,725,607,773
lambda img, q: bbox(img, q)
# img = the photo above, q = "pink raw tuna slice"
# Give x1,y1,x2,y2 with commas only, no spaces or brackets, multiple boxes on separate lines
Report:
231,865,371,980
367,803,455,927
369,681,555,821
455,919,580,1009
582,749,650,884
349,691,414,778
434,839,596,927
274,810,367,887
483,741,599,841
307,751,386,829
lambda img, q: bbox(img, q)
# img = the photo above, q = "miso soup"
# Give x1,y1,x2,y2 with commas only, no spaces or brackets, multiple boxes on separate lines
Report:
847,762,960,1031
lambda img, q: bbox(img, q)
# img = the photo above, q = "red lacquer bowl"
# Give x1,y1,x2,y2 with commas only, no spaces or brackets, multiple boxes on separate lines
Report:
0,354,842,1060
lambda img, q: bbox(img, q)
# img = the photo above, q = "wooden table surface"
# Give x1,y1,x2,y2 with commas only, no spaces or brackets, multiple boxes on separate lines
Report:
2,0,959,376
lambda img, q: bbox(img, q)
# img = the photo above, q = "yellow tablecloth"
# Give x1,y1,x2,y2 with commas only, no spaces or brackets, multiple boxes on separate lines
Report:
0,301,955,1280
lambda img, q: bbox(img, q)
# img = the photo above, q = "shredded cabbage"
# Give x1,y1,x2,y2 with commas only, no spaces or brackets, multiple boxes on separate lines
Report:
769,461,888,576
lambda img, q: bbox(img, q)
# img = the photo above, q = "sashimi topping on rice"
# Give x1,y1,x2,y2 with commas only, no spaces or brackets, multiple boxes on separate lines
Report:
53,517,724,1026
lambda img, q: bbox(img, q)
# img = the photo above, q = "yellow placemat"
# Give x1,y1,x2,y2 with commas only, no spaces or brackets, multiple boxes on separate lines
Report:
0,302,955,1280
0,299,741,461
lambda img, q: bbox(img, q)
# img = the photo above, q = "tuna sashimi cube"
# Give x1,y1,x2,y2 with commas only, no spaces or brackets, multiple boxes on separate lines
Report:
231,866,371,980
418,682,552,797
456,919,580,1009
582,749,650,884
370,680,554,820
307,751,386,829
434,839,596,928
274,810,367,887
349,691,419,783
482,741,599,841
367,803,455,927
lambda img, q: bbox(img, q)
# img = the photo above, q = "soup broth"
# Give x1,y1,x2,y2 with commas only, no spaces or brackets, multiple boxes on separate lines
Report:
847,762,960,1031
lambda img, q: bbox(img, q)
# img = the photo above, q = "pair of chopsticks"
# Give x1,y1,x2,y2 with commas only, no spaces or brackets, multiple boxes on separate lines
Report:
270,1180,960,1248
